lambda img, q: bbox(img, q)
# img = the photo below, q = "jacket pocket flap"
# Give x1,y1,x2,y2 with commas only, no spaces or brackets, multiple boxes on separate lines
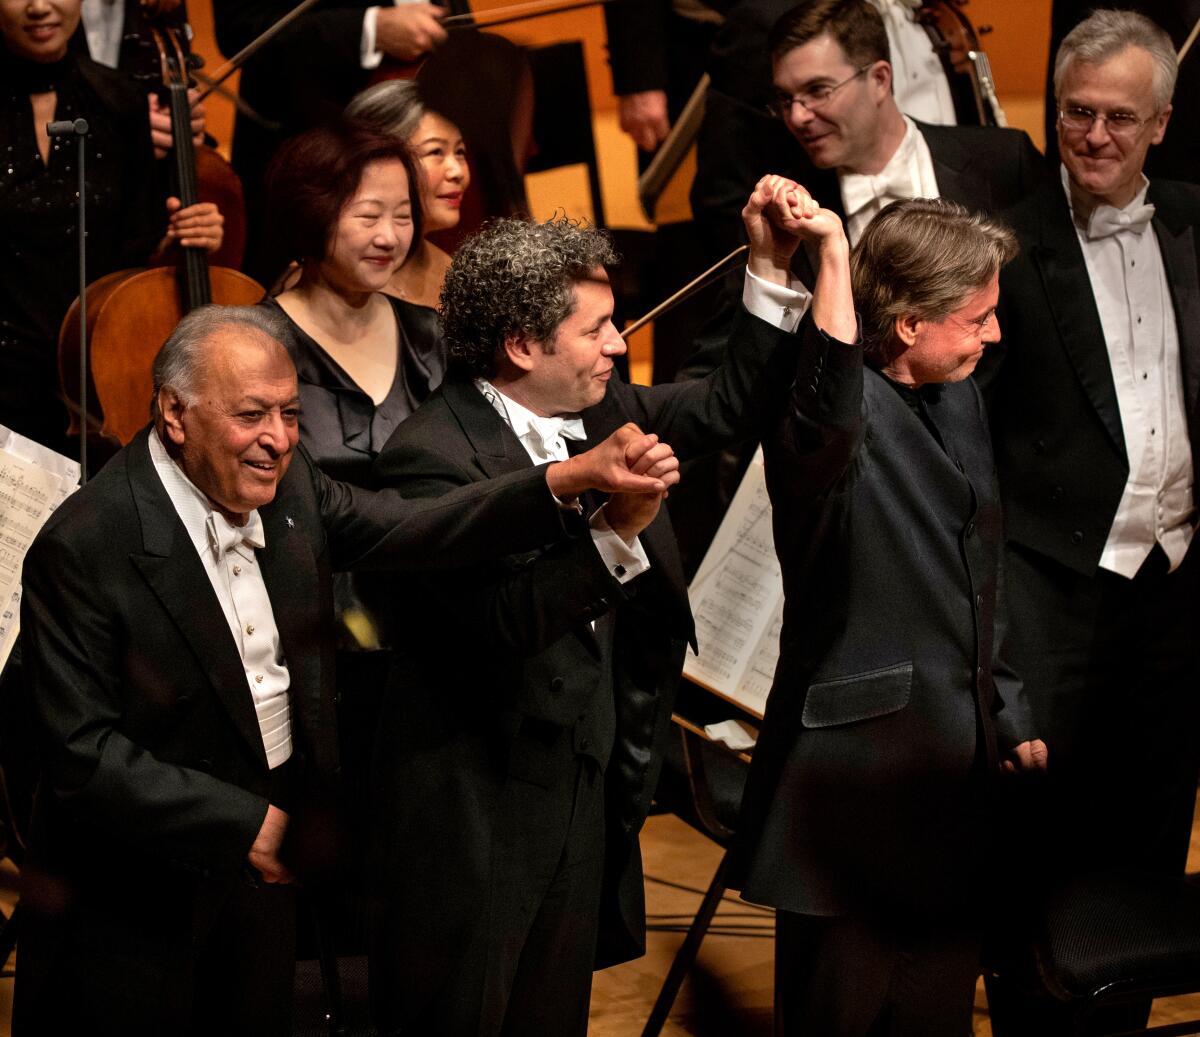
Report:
802,662,913,728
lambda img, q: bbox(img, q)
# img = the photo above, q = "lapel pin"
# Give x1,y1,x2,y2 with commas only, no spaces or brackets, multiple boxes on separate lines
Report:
286,516,295,528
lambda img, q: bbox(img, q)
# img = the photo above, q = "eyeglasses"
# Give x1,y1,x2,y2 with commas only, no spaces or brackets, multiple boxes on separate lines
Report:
1058,105,1155,138
767,65,873,119
947,308,997,333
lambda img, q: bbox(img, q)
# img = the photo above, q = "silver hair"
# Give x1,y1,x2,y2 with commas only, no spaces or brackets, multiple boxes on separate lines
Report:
1054,9,1178,111
441,216,619,379
345,79,426,141
151,305,290,416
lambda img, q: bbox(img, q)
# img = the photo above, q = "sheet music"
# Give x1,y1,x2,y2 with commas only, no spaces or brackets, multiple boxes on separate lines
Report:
0,428,81,672
683,447,784,718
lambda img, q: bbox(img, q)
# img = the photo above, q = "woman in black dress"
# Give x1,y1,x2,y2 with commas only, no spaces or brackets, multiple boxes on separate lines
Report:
0,0,223,453
260,121,444,490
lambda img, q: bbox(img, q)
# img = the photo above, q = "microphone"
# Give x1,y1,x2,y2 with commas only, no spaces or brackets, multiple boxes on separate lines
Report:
46,118,90,137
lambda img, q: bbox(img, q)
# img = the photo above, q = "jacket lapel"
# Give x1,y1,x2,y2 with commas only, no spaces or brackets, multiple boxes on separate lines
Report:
1150,193,1200,422
921,122,987,211
442,379,536,479
126,430,269,769
1031,185,1127,457
258,498,324,766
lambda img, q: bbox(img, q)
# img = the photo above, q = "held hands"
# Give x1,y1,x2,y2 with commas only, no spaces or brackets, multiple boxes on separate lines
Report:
545,423,681,500
158,197,224,256
604,431,680,539
247,804,294,884
148,90,207,161
1002,739,1049,775
376,3,448,62
742,174,846,285
618,90,670,152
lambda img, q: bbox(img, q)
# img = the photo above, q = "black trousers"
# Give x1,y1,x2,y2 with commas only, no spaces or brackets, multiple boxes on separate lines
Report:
370,756,607,1037
1003,540,1200,878
776,911,981,1037
14,865,296,1037
988,540,1200,1036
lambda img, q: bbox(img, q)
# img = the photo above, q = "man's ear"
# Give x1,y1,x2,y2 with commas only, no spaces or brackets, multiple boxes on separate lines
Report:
1151,103,1172,146
502,332,538,374
869,59,893,101
158,388,188,447
893,312,920,349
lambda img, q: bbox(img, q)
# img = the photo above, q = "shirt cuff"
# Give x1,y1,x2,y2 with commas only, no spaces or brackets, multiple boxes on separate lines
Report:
361,7,384,69
743,268,812,333
590,507,651,584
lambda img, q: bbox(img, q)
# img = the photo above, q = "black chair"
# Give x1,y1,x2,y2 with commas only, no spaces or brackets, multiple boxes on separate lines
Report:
642,692,761,1037
988,870,1200,1037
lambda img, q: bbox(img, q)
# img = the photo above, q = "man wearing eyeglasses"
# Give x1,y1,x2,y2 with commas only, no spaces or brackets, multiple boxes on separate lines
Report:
760,0,1043,259
977,11,1200,1034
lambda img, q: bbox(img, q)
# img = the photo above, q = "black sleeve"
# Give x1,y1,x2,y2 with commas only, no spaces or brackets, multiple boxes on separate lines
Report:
603,0,670,96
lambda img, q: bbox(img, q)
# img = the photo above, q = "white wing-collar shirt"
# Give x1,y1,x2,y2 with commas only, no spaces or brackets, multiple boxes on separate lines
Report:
1063,165,1195,577
149,430,293,768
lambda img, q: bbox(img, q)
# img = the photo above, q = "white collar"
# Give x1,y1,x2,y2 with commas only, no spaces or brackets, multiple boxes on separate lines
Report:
148,430,267,561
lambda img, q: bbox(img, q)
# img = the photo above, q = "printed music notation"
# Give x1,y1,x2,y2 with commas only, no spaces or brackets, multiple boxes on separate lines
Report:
683,447,784,719
0,428,81,672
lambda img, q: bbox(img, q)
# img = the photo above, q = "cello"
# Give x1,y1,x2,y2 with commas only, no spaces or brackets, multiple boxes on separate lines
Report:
58,3,263,451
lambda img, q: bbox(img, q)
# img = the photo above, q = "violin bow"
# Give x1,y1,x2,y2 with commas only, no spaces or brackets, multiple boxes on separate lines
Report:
197,0,613,104
1178,16,1200,66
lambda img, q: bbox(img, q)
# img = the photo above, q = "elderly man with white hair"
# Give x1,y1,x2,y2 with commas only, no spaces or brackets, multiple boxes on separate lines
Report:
977,11,1200,1032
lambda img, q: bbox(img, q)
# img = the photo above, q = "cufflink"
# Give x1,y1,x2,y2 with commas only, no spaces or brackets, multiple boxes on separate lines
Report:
614,564,627,578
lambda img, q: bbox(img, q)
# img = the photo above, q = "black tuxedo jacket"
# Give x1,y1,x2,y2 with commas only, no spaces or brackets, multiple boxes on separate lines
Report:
17,426,572,1010
976,176,1200,576
734,323,1027,921
368,304,797,978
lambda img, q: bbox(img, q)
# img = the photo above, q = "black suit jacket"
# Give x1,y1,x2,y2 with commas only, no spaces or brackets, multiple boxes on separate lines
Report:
976,176,1200,576
734,323,1027,920
17,426,572,1009
368,304,797,979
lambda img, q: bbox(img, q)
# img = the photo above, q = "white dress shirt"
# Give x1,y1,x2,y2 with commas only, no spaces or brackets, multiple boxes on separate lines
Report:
1063,167,1196,577
474,380,653,586
361,0,425,69
80,0,126,69
838,115,940,245
868,0,957,127
149,432,293,768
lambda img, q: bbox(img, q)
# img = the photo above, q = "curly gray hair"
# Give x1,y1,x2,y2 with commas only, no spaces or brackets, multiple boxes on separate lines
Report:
440,216,619,379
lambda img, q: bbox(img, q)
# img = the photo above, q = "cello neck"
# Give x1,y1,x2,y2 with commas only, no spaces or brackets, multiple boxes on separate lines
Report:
157,26,211,310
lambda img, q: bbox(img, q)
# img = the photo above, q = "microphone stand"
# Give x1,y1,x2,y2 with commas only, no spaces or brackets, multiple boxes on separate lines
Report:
46,118,90,484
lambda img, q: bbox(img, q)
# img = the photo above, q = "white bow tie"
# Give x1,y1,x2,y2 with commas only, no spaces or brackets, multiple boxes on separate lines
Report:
524,414,586,457
840,165,916,219
1086,202,1155,240
207,510,266,562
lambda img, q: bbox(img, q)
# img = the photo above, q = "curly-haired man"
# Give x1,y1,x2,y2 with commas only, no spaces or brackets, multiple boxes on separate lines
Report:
366,177,818,1035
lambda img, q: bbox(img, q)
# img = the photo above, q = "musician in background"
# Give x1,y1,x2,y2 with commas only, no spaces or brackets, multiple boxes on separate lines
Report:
1045,0,1200,184
346,78,472,308
212,0,467,275
605,0,958,160
977,12,1200,1032
72,1,208,160
0,0,223,455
